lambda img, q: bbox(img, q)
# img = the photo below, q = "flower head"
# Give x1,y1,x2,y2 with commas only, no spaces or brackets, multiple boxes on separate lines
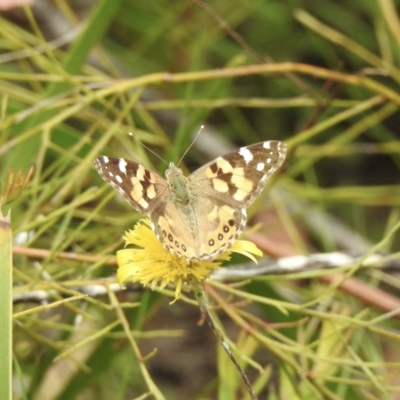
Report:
116,219,263,302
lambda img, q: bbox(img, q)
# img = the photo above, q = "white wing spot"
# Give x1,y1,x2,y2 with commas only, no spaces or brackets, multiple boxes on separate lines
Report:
256,162,264,171
138,198,148,209
102,156,109,163
263,142,271,149
213,178,229,193
216,158,233,173
119,159,127,174
137,165,146,180
147,184,156,199
108,171,114,177
239,147,254,163
231,173,253,191
115,175,123,183
266,158,271,164
233,189,247,201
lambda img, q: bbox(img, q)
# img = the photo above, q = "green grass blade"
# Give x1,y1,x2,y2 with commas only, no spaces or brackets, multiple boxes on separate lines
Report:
0,209,12,400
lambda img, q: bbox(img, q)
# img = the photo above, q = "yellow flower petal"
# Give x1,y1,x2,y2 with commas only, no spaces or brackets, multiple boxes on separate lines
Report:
229,240,263,264
116,218,262,301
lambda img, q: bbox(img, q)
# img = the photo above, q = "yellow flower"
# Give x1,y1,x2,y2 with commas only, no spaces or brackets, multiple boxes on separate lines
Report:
116,218,263,302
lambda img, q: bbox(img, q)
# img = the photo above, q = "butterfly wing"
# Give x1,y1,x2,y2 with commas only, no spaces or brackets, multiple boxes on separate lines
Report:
189,141,287,208
184,141,287,259
149,199,201,259
95,141,286,262
149,141,287,261
94,156,167,214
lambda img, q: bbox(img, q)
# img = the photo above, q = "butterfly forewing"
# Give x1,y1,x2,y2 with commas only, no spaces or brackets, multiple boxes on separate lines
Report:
94,156,167,214
190,141,287,208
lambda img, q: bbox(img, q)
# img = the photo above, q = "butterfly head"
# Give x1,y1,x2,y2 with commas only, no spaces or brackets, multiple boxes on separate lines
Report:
165,162,182,179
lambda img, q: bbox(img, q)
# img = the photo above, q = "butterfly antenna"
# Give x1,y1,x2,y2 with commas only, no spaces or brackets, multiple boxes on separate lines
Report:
177,125,204,166
128,132,168,166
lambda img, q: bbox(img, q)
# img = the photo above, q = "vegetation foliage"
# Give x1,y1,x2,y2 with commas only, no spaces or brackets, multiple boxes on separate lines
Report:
1,0,400,399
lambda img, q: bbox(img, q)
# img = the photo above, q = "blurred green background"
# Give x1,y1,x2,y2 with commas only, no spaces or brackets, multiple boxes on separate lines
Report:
3,0,400,399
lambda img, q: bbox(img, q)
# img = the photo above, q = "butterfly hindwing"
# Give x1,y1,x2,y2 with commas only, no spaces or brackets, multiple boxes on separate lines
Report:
149,190,247,260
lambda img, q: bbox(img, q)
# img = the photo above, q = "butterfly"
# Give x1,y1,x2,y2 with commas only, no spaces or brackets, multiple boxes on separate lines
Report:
94,140,287,261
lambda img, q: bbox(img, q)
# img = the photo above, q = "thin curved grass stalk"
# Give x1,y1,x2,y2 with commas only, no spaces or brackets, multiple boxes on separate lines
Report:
193,281,258,400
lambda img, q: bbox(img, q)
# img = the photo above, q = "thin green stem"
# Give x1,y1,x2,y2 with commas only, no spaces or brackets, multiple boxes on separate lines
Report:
192,280,258,400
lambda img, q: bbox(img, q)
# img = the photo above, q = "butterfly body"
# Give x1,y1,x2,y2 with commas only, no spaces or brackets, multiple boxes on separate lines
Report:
95,140,286,261
166,163,191,205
